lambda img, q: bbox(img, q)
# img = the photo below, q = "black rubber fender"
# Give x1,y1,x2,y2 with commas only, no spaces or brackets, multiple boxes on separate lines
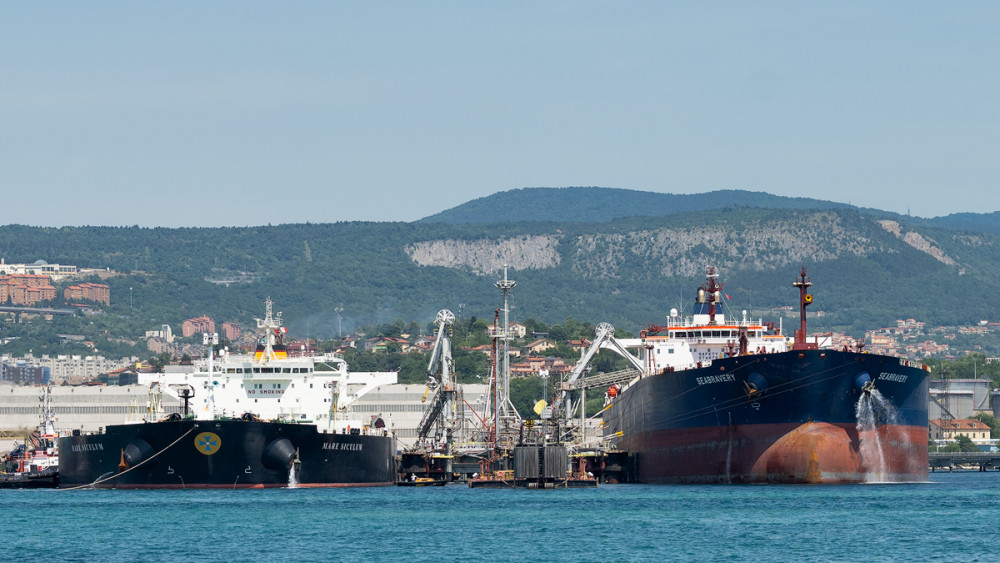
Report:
123,438,155,467
262,437,296,470
746,372,768,395
854,371,872,391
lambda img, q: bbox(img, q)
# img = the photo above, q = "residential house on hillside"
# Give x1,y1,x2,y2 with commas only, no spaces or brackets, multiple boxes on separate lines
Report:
285,339,318,357
525,339,555,354
510,356,573,378
403,341,433,354
465,344,492,357
508,322,527,338
364,336,408,353
413,335,436,348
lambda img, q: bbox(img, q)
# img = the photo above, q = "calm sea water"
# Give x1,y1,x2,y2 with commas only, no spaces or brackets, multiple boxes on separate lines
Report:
2,472,997,562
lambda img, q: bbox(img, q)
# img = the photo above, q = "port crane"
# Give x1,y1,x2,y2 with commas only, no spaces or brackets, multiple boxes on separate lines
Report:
415,309,458,453
553,322,646,444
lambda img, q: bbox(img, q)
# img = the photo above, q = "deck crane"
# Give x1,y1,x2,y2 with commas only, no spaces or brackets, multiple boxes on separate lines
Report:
415,309,457,453
553,322,646,441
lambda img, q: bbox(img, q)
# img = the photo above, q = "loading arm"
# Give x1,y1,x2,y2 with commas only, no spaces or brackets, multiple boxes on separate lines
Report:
555,323,645,417
417,309,455,443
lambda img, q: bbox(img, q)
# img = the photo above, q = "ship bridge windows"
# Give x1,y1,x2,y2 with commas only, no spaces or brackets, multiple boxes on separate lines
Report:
675,330,740,339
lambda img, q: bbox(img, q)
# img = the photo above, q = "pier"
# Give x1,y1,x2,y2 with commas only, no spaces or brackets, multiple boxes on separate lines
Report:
929,451,1000,471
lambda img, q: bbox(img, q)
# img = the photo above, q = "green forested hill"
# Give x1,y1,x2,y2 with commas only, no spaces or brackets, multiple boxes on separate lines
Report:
1,195,998,359
919,211,1000,234
418,187,855,224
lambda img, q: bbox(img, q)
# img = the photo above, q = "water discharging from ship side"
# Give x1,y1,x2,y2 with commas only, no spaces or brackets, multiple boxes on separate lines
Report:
855,389,918,482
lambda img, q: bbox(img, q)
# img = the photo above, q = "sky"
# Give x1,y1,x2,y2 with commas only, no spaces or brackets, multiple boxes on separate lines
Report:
3,2,998,227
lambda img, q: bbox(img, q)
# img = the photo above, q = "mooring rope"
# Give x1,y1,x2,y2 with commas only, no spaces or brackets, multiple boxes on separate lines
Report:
61,426,197,491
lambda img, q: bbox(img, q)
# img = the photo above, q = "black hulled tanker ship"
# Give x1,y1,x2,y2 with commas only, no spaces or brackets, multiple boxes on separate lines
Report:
58,298,398,489
602,268,929,484
59,418,394,489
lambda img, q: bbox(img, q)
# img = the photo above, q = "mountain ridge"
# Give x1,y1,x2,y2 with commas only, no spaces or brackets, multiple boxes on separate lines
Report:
420,187,997,232
418,187,857,224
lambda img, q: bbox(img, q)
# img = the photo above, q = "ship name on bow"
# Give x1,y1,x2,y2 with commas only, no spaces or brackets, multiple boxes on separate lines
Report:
323,442,364,451
695,373,736,386
879,373,909,383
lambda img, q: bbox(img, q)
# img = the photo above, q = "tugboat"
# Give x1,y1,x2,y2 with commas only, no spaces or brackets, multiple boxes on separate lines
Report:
602,267,930,484
58,298,398,489
1,386,60,488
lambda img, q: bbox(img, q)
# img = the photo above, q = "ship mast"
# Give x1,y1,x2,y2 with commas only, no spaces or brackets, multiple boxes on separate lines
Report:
792,267,817,350
697,266,725,325
39,385,56,438
255,297,284,363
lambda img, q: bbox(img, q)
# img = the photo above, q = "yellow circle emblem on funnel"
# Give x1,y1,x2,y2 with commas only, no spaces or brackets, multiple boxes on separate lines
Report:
194,432,222,455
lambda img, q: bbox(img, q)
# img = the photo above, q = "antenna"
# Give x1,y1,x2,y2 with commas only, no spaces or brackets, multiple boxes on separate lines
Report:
335,305,344,338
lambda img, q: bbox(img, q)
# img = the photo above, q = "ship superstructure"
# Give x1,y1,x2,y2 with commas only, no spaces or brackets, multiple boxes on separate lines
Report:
138,298,396,433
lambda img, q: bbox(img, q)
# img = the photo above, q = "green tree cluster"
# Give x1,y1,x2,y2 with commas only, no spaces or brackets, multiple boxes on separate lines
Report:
925,354,1000,390
938,434,980,453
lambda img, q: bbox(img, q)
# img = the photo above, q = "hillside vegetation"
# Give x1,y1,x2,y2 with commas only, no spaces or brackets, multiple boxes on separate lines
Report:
0,188,998,360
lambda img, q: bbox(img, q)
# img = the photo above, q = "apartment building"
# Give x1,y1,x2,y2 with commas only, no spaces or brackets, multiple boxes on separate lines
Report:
63,282,110,306
0,274,58,306
182,316,216,337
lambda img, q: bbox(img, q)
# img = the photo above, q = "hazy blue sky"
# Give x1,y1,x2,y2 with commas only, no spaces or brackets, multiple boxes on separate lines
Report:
3,2,997,227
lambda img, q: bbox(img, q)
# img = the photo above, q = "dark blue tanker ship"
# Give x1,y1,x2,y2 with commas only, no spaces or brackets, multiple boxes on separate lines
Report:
603,268,930,483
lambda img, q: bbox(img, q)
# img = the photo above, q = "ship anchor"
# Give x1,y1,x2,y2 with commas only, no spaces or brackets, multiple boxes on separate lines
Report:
861,379,876,394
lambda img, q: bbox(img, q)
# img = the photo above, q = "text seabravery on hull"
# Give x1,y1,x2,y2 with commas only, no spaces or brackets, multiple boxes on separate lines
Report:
58,299,397,489
602,268,929,484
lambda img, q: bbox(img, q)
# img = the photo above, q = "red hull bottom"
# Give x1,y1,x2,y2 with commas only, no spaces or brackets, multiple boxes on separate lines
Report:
624,422,928,484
